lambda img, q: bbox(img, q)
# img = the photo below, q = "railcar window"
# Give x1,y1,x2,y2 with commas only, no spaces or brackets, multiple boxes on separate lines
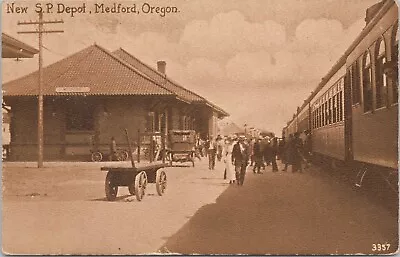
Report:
318,106,321,128
376,38,388,108
333,95,337,123
391,24,398,104
339,91,343,121
328,98,332,124
336,93,340,121
363,51,373,112
313,109,317,128
351,61,361,104
320,105,323,127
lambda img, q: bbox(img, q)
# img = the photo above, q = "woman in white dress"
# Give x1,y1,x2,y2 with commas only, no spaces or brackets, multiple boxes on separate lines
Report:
223,137,235,184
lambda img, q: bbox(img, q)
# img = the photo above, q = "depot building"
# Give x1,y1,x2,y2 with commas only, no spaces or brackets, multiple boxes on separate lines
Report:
3,44,228,161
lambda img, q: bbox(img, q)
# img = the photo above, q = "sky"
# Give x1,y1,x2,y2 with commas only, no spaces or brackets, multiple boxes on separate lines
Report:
1,0,380,134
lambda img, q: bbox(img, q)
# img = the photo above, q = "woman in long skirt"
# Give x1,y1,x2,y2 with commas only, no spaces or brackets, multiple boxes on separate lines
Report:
223,137,235,184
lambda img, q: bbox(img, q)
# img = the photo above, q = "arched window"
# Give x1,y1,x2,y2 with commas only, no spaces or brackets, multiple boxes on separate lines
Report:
391,23,398,104
375,38,388,108
363,51,373,112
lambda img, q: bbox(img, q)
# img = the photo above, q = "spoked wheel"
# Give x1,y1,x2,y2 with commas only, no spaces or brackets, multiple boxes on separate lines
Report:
134,171,148,201
105,172,118,201
91,151,103,162
119,150,129,161
156,169,167,196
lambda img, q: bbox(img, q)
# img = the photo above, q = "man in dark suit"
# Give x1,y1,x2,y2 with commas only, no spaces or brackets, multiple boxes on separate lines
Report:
232,136,249,185
253,138,263,174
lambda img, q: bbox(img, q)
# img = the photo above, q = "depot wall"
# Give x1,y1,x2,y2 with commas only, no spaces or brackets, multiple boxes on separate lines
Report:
6,96,218,161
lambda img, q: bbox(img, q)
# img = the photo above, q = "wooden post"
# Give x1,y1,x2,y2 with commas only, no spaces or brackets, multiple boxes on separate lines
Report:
137,129,141,163
149,134,153,163
18,13,64,168
161,132,165,164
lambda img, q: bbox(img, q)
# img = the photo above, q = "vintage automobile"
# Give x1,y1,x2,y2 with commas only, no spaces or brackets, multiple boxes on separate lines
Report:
166,130,196,167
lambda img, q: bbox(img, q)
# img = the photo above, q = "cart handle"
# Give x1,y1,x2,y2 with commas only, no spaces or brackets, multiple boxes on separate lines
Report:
125,128,136,168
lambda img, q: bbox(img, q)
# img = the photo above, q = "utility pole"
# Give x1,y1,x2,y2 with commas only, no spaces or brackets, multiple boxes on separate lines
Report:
18,12,63,168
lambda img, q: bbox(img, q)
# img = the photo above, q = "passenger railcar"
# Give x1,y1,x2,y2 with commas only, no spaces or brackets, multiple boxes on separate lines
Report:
310,60,346,161
283,0,398,189
345,0,398,171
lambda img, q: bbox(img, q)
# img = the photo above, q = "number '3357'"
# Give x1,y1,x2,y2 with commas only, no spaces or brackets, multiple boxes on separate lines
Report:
372,243,390,251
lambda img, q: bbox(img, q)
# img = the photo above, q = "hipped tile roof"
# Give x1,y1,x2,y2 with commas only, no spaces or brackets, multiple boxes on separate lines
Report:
113,48,203,102
113,48,229,116
3,44,172,96
3,44,228,117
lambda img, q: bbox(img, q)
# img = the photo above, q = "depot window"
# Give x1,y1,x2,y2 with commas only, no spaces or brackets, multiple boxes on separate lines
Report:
362,51,373,112
375,38,388,109
66,98,95,131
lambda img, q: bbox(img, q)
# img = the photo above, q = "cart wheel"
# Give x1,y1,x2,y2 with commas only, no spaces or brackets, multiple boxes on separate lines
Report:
156,169,167,196
91,151,103,162
105,172,118,201
135,171,148,201
121,150,129,161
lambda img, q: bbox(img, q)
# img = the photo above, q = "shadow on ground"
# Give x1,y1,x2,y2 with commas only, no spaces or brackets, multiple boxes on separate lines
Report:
158,169,398,255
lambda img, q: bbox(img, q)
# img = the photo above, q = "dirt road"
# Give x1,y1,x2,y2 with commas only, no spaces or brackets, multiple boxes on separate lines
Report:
2,160,228,254
3,160,398,255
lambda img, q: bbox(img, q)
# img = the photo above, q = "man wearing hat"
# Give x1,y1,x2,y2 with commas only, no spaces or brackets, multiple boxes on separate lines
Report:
232,135,249,185
292,132,304,172
252,137,263,174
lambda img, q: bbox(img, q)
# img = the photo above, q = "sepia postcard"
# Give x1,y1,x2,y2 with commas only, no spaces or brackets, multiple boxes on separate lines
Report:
1,0,399,255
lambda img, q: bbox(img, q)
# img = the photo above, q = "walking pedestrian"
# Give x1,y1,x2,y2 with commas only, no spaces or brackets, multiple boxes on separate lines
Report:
263,138,272,167
292,132,304,173
271,137,279,172
249,138,255,166
252,138,263,174
232,136,249,186
207,136,217,170
216,135,224,162
303,130,312,168
282,134,294,171
223,137,235,184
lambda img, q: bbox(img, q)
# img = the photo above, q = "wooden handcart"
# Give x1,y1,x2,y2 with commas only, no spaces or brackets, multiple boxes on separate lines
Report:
101,129,168,201
101,163,167,201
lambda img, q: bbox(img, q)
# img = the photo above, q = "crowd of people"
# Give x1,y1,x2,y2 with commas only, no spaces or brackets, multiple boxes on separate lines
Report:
195,131,312,186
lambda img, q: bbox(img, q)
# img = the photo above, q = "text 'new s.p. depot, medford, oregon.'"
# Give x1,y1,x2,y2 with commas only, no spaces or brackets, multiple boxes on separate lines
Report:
5,2,180,17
